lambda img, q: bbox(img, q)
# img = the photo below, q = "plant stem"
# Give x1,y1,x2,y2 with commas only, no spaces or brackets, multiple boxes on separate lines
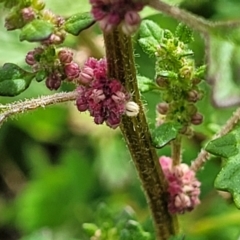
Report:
171,136,182,166
148,0,211,34
0,91,77,126
103,28,178,240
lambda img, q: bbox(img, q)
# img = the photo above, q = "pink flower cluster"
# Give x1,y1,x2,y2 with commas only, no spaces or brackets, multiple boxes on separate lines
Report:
159,156,201,214
90,0,147,34
76,58,137,128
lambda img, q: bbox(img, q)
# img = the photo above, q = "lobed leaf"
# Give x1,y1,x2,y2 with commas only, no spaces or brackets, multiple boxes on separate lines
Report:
209,124,240,208
205,133,238,158
138,20,163,55
137,75,157,93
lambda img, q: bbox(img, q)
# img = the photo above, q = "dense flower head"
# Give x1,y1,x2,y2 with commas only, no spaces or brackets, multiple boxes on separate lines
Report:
159,156,201,214
76,57,139,128
90,0,147,34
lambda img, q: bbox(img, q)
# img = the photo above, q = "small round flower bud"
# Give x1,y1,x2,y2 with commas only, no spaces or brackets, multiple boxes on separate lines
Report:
157,102,169,115
187,90,200,102
124,11,141,26
156,76,168,88
64,62,80,80
180,66,193,79
25,51,36,66
58,49,73,64
121,22,139,35
32,0,45,10
125,101,139,117
98,17,114,32
46,73,61,90
191,112,203,125
21,7,35,22
79,67,94,85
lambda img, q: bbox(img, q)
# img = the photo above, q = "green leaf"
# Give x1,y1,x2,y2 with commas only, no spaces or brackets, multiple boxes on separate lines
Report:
64,12,95,36
205,133,238,158
0,63,35,96
213,124,240,208
137,75,157,93
19,19,54,42
35,70,47,82
138,20,163,55
152,122,182,148
175,23,193,44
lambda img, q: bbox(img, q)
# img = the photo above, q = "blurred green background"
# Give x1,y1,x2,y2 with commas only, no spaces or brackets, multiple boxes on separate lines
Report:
0,0,240,239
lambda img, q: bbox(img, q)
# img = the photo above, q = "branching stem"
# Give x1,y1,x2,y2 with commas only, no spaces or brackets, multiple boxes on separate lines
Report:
0,91,78,126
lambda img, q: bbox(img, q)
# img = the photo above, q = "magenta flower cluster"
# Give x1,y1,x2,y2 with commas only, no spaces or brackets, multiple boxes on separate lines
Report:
76,58,134,128
159,156,201,214
90,0,147,34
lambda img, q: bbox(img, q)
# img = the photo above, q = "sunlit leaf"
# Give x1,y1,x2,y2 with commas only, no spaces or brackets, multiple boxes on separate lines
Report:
64,12,95,36
138,20,163,55
19,19,54,42
152,122,182,148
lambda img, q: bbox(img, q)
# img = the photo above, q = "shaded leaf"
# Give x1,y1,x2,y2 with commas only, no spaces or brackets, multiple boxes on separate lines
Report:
152,122,182,148
0,63,35,96
19,19,54,42
0,78,33,96
64,12,95,36
137,75,158,93
205,133,238,158
213,124,240,208
206,25,240,107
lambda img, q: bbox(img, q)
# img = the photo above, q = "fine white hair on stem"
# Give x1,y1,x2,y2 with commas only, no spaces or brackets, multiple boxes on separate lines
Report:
0,91,78,126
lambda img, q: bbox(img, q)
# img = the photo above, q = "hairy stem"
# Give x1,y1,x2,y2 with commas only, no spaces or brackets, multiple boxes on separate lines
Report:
191,107,240,172
171,136,182,166
148,0,211,34
0,91,77,126
103,28,178,240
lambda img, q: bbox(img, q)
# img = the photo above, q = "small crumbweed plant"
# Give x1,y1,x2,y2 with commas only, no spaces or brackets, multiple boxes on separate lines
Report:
1,0,240,239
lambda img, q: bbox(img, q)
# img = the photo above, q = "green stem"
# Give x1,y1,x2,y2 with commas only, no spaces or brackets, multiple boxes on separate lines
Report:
171,136,182,166
103,28,178,240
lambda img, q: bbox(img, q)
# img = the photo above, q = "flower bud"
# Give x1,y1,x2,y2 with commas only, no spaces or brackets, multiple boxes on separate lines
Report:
124,11,141,26
156,76,168,88
125,101,139,117
21,7,35,22
46,73,61,90
157,102,169,115
32,0,45,10
58,49,73,64
64,62,80,80
191,112,203,125
25,51,36,66
79,67,94,85
187,90,200,102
